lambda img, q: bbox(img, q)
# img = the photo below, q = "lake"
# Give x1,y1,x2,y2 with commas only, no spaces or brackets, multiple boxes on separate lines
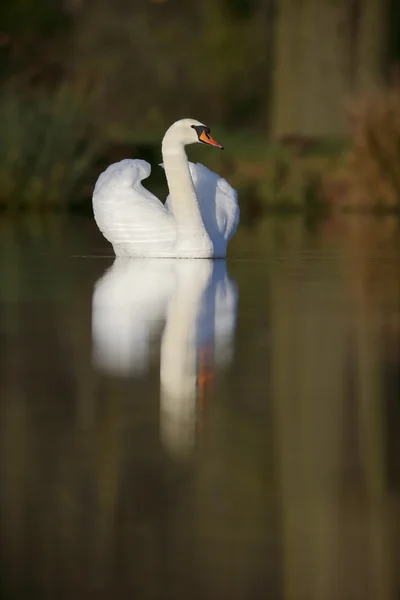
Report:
0,214,399,600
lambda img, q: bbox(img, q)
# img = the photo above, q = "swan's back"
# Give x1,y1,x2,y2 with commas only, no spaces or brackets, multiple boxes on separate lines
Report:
93,159,176,257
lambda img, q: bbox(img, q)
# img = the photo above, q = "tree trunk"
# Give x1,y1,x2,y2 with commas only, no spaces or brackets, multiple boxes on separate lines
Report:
270,0,388,138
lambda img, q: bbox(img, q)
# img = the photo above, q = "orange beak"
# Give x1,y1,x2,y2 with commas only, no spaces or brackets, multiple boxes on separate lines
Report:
199,130,223,149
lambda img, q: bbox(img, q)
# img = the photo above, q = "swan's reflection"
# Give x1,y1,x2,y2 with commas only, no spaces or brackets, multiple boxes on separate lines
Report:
92,258,238,457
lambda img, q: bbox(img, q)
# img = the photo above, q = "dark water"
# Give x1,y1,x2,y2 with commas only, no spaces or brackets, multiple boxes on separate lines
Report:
0,215,399,600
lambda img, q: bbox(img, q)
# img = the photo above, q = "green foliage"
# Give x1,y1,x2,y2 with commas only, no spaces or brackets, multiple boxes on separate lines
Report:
0,84,103,210
72,0,272,134
0,0,69,85
0,0,394,215
0,0,66,36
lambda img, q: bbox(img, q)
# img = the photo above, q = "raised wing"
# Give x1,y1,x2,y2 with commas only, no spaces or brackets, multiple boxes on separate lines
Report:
93,159,175,252
190,162,239,242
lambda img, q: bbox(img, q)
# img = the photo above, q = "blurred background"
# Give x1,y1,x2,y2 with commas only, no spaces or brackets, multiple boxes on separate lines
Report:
1,1,400,600
0,0,400,217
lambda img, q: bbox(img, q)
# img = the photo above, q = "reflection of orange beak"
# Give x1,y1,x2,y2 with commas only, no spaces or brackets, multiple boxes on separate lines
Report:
199,130,223,149
198,346,214,410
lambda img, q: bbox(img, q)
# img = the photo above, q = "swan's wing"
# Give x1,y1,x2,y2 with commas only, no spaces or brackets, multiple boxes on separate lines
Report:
92,258,176,376
93,159,166,214
191,162,240,243
163,162,239,243
93,159,175,251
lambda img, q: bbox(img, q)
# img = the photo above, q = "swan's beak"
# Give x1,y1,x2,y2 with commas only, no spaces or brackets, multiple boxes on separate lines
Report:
199,130,224,149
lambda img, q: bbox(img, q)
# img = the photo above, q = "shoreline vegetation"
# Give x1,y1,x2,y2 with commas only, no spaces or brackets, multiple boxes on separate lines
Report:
1,1,399,223
0,86,398,224
1,80,400,224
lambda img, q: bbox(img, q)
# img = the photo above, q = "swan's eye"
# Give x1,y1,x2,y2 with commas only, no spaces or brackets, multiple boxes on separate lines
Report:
191,124,210,139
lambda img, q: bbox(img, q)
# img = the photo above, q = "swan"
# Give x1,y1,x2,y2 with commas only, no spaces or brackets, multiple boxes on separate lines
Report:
92,119,240,258
92,258,238,456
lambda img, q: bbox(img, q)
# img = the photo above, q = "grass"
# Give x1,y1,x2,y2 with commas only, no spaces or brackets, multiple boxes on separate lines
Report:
0,84,103,211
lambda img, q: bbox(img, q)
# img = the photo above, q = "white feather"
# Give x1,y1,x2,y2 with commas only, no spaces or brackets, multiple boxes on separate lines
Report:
92,119,239,258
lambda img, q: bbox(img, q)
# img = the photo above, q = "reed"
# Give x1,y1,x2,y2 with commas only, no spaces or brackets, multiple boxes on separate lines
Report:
0,83,103,211
344,84,400,210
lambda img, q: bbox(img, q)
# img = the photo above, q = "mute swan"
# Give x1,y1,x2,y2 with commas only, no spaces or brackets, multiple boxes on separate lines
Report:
92,119,240,258
92,258,238,456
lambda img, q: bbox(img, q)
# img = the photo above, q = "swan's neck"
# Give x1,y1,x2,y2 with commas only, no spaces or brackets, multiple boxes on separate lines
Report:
161,141,204,229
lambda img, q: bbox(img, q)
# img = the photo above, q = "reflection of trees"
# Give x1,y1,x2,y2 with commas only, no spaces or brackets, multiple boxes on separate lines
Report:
271,237,396,600
0,215,399,599
0,216,275,599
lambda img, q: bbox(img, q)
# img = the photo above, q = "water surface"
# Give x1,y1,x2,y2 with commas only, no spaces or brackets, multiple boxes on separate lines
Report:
0,215,399,600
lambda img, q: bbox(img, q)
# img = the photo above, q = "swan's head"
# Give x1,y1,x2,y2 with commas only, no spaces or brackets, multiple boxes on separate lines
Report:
163,118,223,149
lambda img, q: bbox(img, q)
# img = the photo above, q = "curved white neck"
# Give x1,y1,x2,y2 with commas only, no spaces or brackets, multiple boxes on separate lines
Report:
161,138,205,230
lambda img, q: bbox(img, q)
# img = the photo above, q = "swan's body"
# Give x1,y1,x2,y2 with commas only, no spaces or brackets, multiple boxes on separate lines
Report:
92,119,239,258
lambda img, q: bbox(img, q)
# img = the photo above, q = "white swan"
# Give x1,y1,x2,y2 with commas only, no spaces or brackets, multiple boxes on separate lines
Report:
92,119,239,258
92,258,238,457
